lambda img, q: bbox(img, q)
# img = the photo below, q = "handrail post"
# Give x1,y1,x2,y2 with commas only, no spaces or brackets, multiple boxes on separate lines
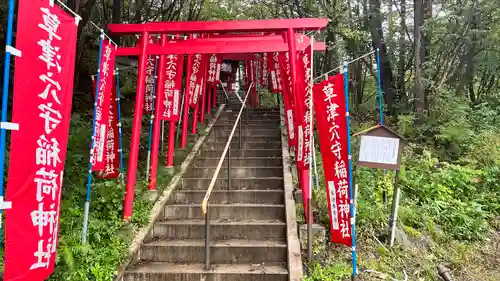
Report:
227,143,231,190
204,205,210,270
239,114,242,149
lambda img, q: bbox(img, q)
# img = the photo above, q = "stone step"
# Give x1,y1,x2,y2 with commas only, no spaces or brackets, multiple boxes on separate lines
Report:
193,157,282,167
161,204,285,220
181,177,284,191
151,219,286,240
167,190,284,204
216,121,281,127
206,135,281,143
212,129,280,137
141,239,287,263
123,262,288,281
218,116,281,122
203,141,281,150
201,149,281,158
185,167,283,178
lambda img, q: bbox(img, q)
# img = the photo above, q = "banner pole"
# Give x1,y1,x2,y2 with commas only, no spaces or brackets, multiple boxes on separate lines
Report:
116,69,125,186
82,32,105,244
176,89,185,145
0,0,16,243
376,48,384,125
181,54,192,148
343,62,358,280
146,56,159,183
161,120,165,155
375,48,389,204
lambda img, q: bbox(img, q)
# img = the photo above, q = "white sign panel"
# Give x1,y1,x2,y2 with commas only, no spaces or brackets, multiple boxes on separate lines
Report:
359,135,400,165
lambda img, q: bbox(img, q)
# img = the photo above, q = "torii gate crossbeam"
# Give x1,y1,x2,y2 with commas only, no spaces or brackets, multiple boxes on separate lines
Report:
108,19,328,221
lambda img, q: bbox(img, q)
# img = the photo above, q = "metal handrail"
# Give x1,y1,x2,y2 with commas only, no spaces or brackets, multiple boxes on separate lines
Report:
201,82,254,270
221,82,244,105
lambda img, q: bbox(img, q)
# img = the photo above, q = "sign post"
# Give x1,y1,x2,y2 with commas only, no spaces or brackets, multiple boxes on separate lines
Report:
354,124,406,247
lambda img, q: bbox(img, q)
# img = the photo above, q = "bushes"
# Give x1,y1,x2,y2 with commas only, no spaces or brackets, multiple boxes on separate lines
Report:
309,92,500,280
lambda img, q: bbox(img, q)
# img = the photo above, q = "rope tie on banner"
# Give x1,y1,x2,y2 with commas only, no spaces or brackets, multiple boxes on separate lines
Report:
314,50,376,81
54,0,82,25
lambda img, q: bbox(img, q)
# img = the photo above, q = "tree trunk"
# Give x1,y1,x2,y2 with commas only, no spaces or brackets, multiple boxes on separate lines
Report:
370,0,397,115
134,0,143,23
111,0,121,43
398,0,406,104
414,0,425,117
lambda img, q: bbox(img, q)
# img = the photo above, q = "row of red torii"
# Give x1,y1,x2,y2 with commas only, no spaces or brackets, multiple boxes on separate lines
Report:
107,18,329,219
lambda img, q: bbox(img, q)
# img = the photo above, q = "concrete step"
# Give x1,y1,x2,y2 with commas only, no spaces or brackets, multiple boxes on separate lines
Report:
203,141,281,150
216,121,281,127
151,219,286,240
161,204,285,220
141,239,287,263
218,115,281,122
212,129,280,137
193,157,282,167
168,190,284,204
181,177,284,191
185,166,283,178
123,262,288,281
206,135,281,143
201,149,281,158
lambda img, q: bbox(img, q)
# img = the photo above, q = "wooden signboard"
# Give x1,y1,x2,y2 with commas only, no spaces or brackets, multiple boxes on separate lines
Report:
353,125,406,170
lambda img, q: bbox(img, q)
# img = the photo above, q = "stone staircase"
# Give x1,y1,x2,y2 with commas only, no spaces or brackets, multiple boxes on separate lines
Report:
122,107,299,281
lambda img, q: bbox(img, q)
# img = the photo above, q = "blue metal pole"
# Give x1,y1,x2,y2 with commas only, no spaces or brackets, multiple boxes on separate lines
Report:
145,56,159,181
116,69,125,186
376,48,384,125
82,32,105,244
376,48,388,205
343,62,358,280
0,0,16,242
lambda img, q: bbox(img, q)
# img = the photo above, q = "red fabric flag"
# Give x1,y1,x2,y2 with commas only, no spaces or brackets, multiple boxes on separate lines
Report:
278,52,296,147
268,52,282,93
144,37,157,115
313,74,352,246
207,54,223,85
188,54,208,108
91,39,117,171
261,53,269,86
161,54,185,121
144,54,156,114
4,1,78,280
296,46,313,171
98,78,120,179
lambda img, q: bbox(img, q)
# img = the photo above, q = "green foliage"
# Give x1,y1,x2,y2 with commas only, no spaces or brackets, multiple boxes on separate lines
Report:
303,262,351,281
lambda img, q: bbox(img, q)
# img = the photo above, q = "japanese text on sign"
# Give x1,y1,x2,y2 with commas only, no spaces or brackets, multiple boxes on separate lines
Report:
4,1,78,280
161,54,184,121
313,74,352,246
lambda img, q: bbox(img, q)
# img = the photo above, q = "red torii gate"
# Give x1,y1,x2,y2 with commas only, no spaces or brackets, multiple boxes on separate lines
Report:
108,18,328,219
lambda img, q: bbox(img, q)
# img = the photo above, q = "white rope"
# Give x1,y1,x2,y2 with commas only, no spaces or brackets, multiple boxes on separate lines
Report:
314,50,376,81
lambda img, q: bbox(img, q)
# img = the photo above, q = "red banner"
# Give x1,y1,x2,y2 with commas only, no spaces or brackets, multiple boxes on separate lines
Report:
261,53,269,86
144,53,156,114
268,52,282,93
188,54,207,108
92,39,117,171
161,54,185,121
296,46,313,171
207,54,222,85
98,78,120,179
313,74,352,246
4,1,78,280
278,52,296,147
